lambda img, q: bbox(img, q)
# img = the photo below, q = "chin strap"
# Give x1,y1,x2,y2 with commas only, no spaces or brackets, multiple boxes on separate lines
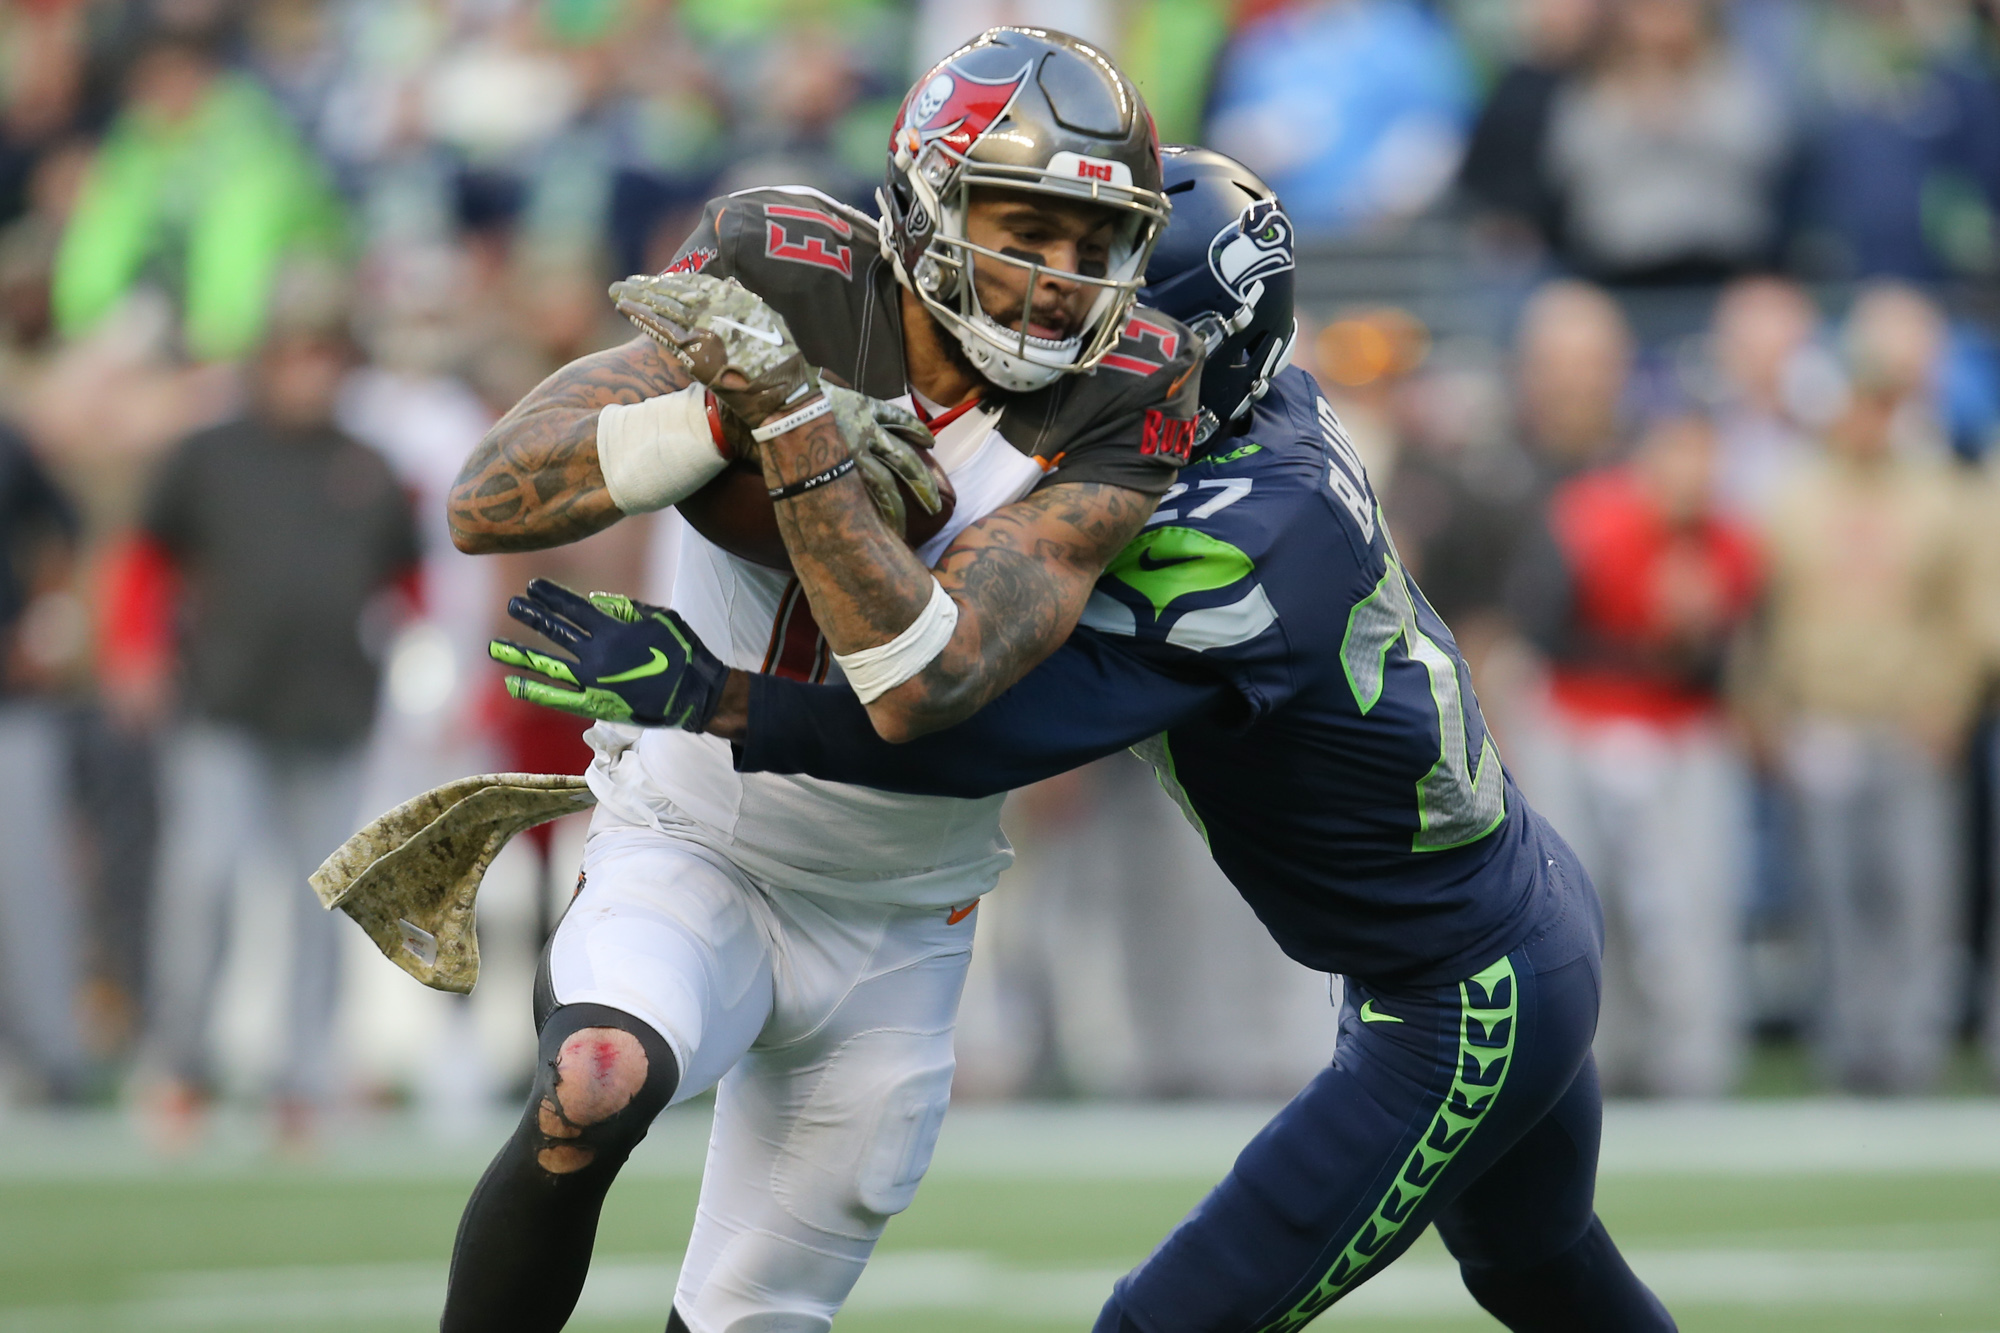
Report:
1231,317,1299,425
877,187,914,285
1192,407,1222,449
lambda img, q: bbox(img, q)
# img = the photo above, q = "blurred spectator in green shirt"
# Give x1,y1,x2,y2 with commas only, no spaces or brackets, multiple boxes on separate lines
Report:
52,32,345,363
1123,0,1232,147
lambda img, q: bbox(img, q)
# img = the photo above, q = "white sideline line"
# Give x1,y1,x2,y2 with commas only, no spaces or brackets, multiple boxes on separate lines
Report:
1595,1101,2000,1175
2,1245,1995,1330
916,1100,2000,1179
5,1100,2000,1180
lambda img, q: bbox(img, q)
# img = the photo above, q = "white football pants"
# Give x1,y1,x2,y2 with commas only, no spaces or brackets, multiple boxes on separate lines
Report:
547,805,982,1333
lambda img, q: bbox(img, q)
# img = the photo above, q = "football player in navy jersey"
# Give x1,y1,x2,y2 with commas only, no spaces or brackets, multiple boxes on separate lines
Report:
498,149,1675,1331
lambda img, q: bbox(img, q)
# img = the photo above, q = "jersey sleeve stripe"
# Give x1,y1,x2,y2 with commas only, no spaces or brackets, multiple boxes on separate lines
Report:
1101,352,1164,375
1079,589,1138,637
1163,585,1278,651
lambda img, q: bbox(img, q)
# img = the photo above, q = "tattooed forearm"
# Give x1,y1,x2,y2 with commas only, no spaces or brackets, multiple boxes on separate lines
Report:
761,412,934,643
448,335,690,553
921,483,1154,713
760,413,1156,739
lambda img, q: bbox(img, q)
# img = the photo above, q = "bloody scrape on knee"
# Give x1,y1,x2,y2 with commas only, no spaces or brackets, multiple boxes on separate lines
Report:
529,1003,679,1176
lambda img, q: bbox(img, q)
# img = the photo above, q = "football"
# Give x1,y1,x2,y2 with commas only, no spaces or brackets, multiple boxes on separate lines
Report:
677,449,957,571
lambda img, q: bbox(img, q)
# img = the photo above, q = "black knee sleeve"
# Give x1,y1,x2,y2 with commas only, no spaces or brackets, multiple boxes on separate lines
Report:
528,1003,679,1168
1458,1216,1677,1333
441,1004,680,1333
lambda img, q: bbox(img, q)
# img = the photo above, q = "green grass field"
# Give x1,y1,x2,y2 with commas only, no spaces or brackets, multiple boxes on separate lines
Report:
4,1101,1999,1332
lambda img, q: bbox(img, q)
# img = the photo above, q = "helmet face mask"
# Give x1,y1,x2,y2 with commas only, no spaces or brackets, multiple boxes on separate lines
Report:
921,189,1158,390
880,29,1170,393
1186,310,1298,443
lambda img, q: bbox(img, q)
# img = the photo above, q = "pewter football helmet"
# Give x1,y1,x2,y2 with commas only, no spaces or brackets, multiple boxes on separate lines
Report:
879,28,1171,392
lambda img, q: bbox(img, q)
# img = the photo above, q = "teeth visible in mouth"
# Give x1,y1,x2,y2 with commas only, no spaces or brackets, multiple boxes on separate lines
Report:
976,312,1078,352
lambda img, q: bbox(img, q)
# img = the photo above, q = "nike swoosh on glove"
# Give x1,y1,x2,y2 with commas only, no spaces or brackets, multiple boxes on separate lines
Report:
489,579,729,729
610,272,819,429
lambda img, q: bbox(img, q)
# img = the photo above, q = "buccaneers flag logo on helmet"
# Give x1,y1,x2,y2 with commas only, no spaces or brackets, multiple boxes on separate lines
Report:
893,61,1032,162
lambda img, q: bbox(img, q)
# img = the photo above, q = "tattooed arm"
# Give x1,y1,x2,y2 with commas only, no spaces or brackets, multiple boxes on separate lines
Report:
757,412,1154,742
448,336,690,554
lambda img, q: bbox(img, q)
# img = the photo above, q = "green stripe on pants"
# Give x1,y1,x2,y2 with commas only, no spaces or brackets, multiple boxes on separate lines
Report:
1257,957,1519,1333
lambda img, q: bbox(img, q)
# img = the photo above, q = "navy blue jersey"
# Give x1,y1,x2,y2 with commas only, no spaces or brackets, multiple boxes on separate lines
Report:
740,367,1550,985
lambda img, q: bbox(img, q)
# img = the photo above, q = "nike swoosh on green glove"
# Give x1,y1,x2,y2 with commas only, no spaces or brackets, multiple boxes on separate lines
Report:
489,579,729,730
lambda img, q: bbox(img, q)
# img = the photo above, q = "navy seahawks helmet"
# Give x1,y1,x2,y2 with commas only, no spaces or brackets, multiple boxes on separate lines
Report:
1139,146,1297,449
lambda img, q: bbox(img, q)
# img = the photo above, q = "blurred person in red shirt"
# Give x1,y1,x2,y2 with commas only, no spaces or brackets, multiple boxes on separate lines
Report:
102,270,418,1148
1510,409,1762,1097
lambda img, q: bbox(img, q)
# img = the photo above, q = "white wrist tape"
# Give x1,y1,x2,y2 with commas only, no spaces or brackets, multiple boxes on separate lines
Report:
596,386,728,514
833,577,959,704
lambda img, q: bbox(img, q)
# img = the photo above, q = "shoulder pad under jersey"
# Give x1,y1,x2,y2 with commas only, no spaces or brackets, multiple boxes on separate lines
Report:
665,188,905,396
993,305,1203,499
1079,368,1382,669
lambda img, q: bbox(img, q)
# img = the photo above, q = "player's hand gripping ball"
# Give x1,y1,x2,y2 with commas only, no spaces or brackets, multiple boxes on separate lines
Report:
610,272,819,429
822,384,944,534
674,382,954,568
489,580,729,730
611,271,943,520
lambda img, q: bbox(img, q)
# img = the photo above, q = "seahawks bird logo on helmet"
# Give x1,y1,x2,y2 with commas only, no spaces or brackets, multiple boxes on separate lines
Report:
1208,202,1295,308
1140,148,1299,450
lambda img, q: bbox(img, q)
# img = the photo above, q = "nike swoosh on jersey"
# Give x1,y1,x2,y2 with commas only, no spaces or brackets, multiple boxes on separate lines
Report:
1359,999,1404,1025
713,316,785,345
1107,526,1255,616
599,648,671,683
1135,551,1202,572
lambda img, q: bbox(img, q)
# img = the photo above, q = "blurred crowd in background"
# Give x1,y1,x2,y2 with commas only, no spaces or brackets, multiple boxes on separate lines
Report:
0,0,1998,1145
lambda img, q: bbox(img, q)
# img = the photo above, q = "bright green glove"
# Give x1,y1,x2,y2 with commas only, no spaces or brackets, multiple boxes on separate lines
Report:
489,580,729,729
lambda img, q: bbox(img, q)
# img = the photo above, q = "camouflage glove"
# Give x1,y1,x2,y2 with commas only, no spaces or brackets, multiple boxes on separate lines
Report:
823,384,943,534
611,272,820,428
490,580,728,729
